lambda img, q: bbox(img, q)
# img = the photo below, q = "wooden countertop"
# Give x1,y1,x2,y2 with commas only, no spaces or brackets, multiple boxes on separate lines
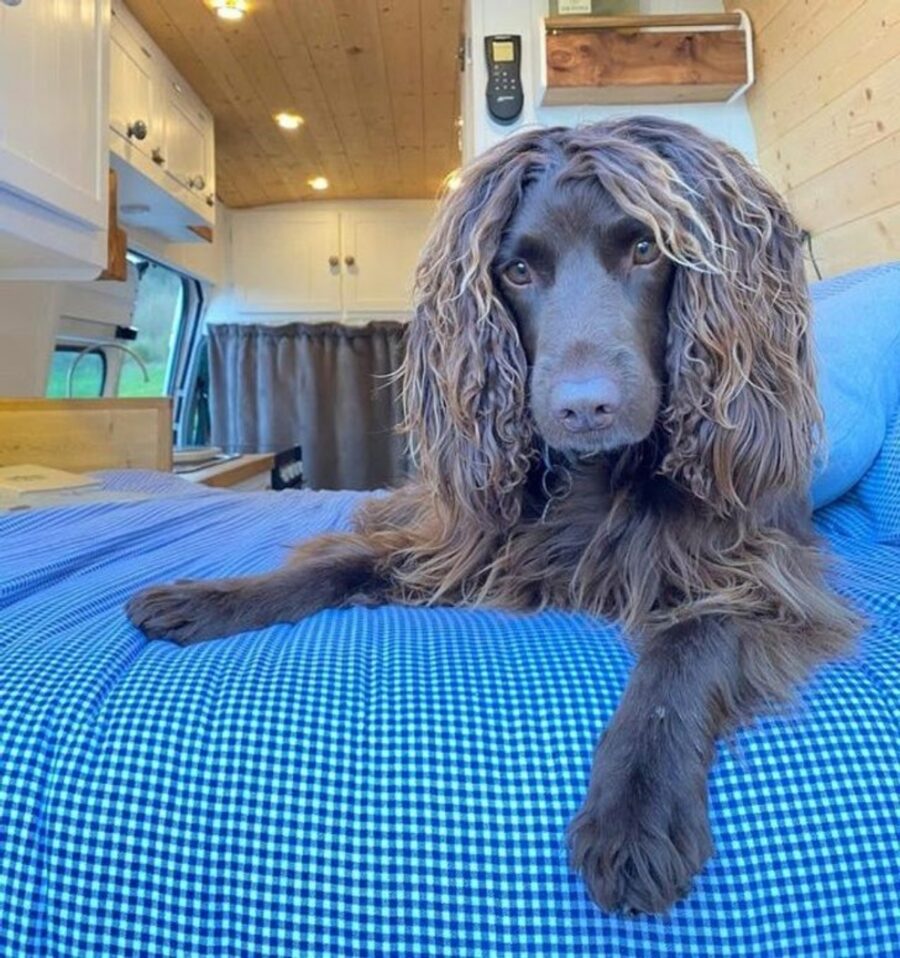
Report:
179,453,275,488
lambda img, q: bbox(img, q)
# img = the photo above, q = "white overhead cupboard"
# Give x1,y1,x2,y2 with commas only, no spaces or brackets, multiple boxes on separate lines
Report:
0,0,110,280
0,0,215,281
109,0,215,241
230,205,435,318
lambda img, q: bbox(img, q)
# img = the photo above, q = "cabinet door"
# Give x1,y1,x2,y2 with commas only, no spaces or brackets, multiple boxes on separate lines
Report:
162,75,211,199
341,210,431,312
109,2,157,165
232,211,343,314
201,115,217,215
0,0,108,229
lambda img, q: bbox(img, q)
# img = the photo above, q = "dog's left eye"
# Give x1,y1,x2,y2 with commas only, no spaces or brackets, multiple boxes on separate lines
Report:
633,237,660,265
502,260,533,286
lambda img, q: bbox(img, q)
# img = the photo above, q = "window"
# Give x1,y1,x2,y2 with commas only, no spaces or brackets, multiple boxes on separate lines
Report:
123,254,187,397
43,252,208,449
46,346,107,398
178,332,212,447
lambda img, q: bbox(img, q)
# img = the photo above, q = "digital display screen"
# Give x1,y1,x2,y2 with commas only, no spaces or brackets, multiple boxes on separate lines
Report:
491,40,515,62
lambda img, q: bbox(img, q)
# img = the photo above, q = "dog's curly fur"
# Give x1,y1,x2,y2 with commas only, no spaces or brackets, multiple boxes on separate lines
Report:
129,117,861,915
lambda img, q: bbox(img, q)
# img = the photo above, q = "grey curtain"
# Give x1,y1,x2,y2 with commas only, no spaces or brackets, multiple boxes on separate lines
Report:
208,320,408,490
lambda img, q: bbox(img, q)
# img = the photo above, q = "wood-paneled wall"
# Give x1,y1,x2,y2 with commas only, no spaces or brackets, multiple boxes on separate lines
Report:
726,0,899,277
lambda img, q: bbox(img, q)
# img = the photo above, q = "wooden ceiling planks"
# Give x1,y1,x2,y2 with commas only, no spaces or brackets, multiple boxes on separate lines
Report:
291,1,383,195
331,0,404,193
376,0,426,191
422,0,463,195
124,0,463,207
255,4,358,194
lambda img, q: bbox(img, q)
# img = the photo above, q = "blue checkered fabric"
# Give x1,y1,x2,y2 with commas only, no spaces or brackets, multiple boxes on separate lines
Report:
2,437,899,958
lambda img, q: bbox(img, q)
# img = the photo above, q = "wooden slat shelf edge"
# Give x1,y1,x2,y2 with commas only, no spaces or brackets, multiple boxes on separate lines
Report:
543,83,744,107
544,13,743,32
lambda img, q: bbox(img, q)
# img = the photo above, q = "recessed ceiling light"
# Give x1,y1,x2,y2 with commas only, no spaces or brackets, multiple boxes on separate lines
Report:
444,169,463,192
308,176,329,191
275,112,304,131
212,0,246,21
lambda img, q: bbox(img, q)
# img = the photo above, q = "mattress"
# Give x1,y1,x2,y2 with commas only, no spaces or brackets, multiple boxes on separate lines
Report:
1,437,899,956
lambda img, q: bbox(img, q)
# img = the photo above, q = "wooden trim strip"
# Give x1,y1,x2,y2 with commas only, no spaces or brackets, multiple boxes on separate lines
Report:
545,13,743,32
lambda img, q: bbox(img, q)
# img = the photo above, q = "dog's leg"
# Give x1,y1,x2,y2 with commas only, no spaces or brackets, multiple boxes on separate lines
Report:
127,532,388,645
567,618,742,914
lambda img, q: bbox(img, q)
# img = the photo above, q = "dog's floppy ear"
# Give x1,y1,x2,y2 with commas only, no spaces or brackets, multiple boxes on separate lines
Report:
624,120,820,514
402,135,553,536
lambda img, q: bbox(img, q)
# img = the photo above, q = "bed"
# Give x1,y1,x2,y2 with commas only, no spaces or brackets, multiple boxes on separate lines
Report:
2,266,899,957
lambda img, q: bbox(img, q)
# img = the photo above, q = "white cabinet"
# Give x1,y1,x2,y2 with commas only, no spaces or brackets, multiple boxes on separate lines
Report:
109,6,157,167
0,0,110,280
109,0,215,241
160,71,214,208
233,210,343,314
232,204,433,317
341,211,431,312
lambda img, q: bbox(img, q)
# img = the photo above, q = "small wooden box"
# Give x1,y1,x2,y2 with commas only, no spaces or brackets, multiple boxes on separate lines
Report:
541,13,752,106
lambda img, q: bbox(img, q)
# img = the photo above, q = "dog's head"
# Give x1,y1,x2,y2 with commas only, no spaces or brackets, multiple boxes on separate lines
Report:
495,170,672,455
405,117,818,523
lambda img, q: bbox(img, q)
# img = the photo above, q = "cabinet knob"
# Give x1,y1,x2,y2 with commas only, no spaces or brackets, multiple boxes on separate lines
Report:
344,255,356,268
151,148,165,166
206,193,215,207
188,174,206,190
127,119,148,141
328,256,340,268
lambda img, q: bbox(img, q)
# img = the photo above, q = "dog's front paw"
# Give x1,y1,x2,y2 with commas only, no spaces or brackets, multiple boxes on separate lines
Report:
126,581,240,645
567,761,713,915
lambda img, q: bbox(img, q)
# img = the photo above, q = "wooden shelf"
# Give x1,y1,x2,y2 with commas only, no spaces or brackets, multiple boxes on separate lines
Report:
541,12,752,106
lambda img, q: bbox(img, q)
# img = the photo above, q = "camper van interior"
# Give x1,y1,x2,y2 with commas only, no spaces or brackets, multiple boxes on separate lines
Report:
1,1,898,955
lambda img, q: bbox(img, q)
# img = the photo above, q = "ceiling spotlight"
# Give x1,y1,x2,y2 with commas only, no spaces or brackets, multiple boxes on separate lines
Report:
308,176,329,191
212,0,246,22
444,169,463,192
275,112,304,131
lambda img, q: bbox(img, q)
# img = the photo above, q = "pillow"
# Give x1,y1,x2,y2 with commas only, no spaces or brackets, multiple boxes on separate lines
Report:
809,262,900,509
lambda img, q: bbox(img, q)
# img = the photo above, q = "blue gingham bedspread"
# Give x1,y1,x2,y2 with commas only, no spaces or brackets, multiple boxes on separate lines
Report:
2,425,899,958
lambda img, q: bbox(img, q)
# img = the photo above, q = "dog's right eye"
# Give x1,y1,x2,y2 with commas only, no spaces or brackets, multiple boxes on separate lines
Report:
633,236,660,265
502,260,533,287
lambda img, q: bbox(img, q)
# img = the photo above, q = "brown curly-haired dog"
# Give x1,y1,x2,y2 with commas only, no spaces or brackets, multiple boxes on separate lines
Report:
129,117,860,915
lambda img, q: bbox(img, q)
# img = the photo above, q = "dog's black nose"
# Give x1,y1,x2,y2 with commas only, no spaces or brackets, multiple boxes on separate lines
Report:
553,375,621,432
